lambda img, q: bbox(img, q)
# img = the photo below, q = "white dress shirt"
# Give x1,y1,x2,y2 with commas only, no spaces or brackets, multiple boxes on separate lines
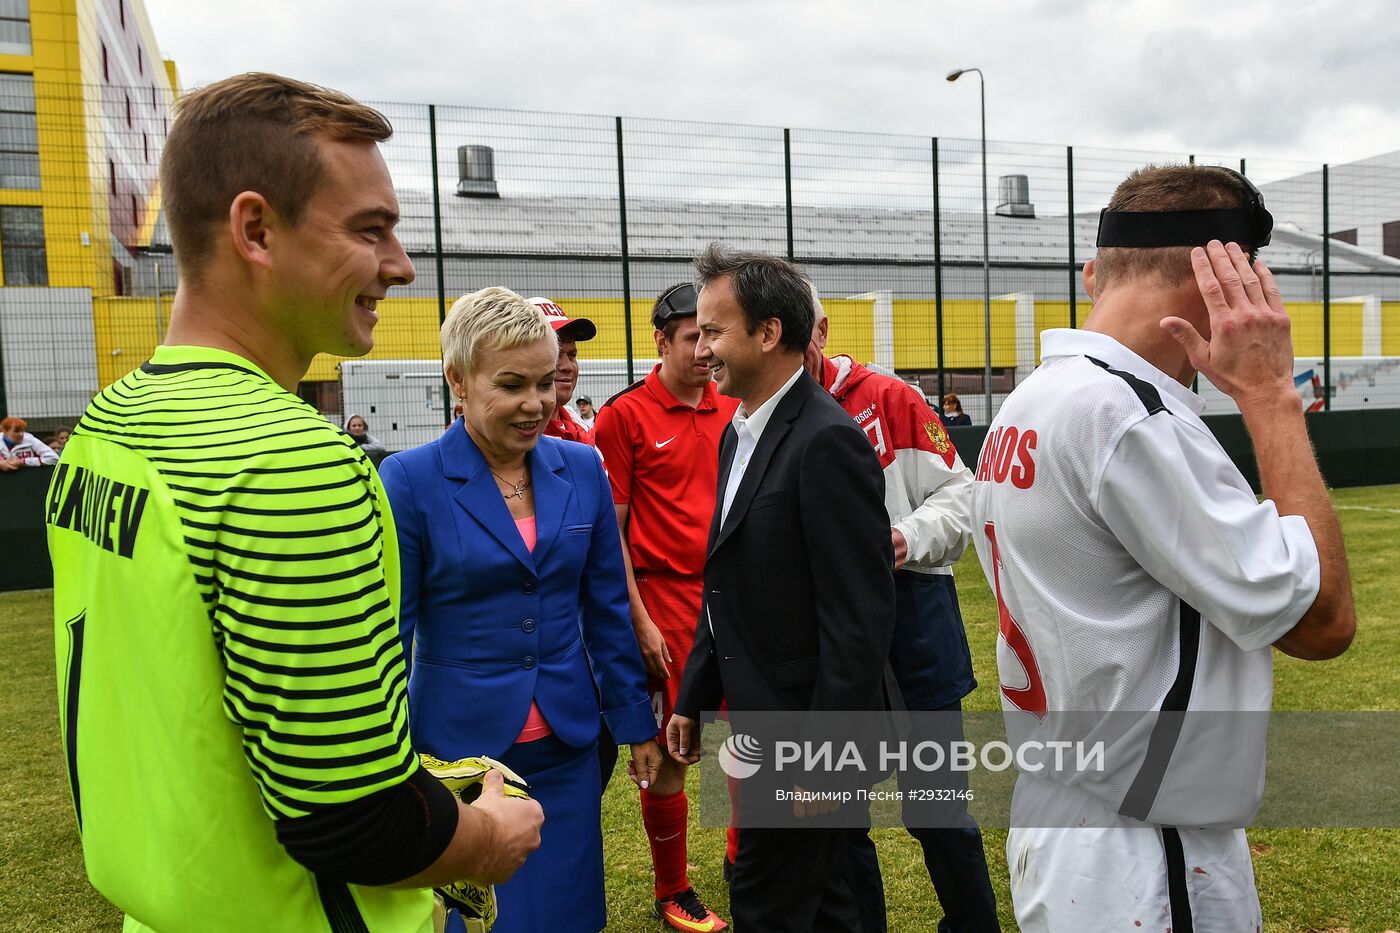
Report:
720,364,804,525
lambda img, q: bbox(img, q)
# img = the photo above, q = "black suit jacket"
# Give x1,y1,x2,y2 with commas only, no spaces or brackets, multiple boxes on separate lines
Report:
675,370,897,718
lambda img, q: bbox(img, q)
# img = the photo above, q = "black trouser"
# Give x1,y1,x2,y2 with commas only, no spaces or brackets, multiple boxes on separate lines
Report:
731,824,863,932
845,572,1000,933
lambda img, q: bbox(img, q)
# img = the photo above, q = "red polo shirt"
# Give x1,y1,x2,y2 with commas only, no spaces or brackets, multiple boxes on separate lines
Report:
593,364,738,581
544,405,595,446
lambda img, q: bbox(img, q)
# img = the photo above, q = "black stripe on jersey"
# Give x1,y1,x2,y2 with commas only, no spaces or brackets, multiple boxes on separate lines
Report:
173,487,373,517
220,626,400,678
187,525,382,561
243,722,413,777
193,555,383,587
82,389,322,430
219,609,397,656
315,876,371,933
225,683,396,725
63,611,87,831
257,758,416,813
225,662,407,706
141,438,352,465
166,472,364,493
217,580,386,612
234,710,402,749
603,376,648,409
1119,602,1202,820
141,359,268,378
180,507,376,540
1159,827,1196,933
1086,356,1170,416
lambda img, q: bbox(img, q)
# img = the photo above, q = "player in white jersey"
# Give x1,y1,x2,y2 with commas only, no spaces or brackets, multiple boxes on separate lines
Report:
970,165,1356,933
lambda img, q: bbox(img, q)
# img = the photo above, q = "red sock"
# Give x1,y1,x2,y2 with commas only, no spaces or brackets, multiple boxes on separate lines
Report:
726,774,741,863
641,788,690,900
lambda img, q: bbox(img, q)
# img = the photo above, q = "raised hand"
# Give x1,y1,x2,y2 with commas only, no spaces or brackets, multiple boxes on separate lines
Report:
1161,240,1297,410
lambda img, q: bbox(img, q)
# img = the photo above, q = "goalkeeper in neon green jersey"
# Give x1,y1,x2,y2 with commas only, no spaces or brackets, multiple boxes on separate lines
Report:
49,73,542,933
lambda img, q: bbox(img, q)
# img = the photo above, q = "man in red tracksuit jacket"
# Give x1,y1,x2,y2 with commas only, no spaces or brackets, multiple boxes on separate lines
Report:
805,298,1001,933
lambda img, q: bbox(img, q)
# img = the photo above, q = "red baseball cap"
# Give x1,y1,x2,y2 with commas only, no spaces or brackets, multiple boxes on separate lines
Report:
528,297,597,342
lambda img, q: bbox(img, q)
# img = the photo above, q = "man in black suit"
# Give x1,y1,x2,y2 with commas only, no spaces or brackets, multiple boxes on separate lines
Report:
666,244,897,932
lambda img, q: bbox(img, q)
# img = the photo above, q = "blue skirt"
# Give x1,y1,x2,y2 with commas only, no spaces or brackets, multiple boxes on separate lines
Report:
448,733,605,933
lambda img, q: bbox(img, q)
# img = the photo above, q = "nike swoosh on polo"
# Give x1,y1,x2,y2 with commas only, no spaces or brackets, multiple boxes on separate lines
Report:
655,437,677,449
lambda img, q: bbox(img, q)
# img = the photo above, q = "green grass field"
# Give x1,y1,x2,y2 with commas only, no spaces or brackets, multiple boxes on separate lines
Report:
2,486,1397,932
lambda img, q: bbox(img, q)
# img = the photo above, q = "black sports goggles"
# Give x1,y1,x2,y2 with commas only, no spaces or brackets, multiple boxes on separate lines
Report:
652,283,699,328
1095,166,1273,251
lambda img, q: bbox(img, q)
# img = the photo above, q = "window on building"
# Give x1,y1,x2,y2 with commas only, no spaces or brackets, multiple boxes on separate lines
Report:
0,0,31,55
1384,221,1400,259
138,46,143,75
101,42,108,81
142,131,148,162
1329,228,1358,246
118,0,125,29
0,74,39,189
124,93,131,126
108,158,115,193
1,204,47,284
130,192,138,228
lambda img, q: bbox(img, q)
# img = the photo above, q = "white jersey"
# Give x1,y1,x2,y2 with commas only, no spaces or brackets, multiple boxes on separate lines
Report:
970,328,1320,933
1,431,58,465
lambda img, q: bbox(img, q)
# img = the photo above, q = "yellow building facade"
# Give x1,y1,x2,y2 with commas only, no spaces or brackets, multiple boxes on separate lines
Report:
0,0,176,419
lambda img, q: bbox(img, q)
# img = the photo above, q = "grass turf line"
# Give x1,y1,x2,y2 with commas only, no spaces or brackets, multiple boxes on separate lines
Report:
3,486,1397,931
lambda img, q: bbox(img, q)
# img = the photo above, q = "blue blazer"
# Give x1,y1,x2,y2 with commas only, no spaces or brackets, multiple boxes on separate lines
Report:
379,422,656,760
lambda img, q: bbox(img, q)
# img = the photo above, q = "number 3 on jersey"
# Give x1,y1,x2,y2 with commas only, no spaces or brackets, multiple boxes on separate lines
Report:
983,522,1047,718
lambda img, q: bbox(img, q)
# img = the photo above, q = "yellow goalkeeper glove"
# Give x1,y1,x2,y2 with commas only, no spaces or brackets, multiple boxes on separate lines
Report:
419,753,533,933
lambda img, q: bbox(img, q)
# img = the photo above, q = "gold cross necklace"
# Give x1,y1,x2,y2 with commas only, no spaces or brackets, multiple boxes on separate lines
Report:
490,468,530,500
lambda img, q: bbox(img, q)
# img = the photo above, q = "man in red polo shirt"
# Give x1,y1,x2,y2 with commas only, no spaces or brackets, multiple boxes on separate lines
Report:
593,282,737,933
529,296,596,445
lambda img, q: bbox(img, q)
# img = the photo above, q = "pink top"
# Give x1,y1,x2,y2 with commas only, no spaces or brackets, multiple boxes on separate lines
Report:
513,515,552,743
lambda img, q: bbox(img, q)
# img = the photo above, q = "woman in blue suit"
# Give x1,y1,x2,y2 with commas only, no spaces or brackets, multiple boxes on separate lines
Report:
380,287,661,933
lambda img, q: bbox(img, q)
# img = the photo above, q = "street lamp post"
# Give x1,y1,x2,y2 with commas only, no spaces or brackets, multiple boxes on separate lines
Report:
946,66,993,424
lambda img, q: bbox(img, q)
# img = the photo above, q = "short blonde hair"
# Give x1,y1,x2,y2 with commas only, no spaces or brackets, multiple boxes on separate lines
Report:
441,286,556,380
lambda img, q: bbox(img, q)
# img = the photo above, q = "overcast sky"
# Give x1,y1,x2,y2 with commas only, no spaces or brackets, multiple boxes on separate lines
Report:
144,0,1400,169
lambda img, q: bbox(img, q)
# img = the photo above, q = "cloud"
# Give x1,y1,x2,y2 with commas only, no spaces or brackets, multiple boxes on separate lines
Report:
145,0,1400,166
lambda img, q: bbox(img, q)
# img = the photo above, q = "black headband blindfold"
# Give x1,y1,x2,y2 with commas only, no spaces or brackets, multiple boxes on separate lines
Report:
1095,167,1273,250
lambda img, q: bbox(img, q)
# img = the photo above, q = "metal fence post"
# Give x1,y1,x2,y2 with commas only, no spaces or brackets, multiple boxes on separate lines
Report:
784,128,795,261
932,137,945,404
1067,145,1076,329
615,116,635,383
429,104,450,422
1323,163,1331,411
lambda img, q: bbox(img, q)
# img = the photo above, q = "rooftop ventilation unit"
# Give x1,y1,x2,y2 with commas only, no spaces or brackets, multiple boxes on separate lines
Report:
456,145,500,198
995,174,1035,218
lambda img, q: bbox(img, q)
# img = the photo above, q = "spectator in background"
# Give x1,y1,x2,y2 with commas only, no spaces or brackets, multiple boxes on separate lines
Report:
344,413,389,466
0,417,59,469
49,426,73,453
574,396,596,431
941,393,972,426
529,297,596,445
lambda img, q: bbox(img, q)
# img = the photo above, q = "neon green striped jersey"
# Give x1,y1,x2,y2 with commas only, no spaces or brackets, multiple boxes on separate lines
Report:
49,345,433,933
